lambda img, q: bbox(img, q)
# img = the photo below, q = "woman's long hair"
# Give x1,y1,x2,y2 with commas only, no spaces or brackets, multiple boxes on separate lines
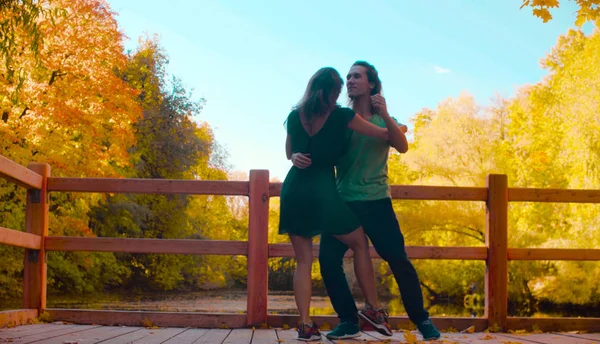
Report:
295,67,343,122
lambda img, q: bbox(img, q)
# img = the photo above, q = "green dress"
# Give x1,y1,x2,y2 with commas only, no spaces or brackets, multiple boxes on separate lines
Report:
279,106,361,238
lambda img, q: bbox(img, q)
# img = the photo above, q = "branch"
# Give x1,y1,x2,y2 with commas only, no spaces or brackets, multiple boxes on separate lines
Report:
49,70,67,85
420,281,440,299
19,106,29,119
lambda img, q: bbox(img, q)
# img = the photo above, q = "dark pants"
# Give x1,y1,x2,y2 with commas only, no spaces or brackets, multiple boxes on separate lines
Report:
319,198,429,324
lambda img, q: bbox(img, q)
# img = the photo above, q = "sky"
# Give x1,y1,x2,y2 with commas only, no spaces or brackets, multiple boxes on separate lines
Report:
105,0,594,181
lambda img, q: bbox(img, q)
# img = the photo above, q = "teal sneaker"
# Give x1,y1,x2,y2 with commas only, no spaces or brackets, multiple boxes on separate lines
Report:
325,321,361,340
417,319,441,340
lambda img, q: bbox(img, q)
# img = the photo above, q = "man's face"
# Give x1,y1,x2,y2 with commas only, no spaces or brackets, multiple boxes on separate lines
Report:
346,65,373,98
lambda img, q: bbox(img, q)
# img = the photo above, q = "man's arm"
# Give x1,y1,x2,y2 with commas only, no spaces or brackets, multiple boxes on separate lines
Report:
371,94,409,153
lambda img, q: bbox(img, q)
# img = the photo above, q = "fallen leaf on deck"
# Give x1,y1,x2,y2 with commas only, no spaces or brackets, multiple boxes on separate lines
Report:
461,325,475,333
402,329,418,343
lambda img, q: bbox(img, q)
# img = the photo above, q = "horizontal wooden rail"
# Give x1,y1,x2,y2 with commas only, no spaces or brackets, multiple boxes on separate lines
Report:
0,309,39,328
41,238,600,261
45,237,248,255
0,155,42,189
0,226,42,249
270,183,488,201
268,243,488,260
39,310,600,332
45,309,246,328
47,177,249,196
507,317,600,332
508,248,600,261
390,185,488,201
509,187,600,203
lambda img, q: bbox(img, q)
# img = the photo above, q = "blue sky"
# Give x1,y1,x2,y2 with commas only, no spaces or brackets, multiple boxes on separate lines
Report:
106,0,593,181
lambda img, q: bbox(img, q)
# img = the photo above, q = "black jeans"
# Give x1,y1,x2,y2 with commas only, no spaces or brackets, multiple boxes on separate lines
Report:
319,198,429,324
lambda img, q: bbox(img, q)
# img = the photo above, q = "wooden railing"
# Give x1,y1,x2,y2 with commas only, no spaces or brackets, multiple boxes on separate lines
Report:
1,155,600,332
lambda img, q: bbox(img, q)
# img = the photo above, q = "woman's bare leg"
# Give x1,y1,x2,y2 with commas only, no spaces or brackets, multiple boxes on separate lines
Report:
290,234,314,324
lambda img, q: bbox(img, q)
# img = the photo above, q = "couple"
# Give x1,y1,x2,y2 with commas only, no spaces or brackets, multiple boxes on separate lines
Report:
279,61,441,341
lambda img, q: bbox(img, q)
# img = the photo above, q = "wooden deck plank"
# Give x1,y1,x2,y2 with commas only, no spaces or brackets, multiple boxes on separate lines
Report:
3,325,600,344
438,333,501,343
499,332,599,344
360,330,390,340
99,327,184,344
554,332,600,341
35,326,141,344
388,330,409,342
0,324,59,338
95,328,153,344
194,329,231,344
0,324,79,339
132,327,188,344
317,331,340,343
275,328,299,342
221,328,252,344
277,328,339,343
250,329,279,343
162,328,210,343
278,328,336,344
14,325,99,343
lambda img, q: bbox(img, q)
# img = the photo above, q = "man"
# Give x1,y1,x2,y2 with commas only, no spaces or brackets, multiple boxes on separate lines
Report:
291,61,441,341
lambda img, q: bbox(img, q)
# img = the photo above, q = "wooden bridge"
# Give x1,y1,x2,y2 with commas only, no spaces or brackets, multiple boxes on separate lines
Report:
1,155,599,342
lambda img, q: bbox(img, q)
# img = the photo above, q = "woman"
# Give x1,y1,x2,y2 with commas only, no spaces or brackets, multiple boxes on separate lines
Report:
279,67,387,341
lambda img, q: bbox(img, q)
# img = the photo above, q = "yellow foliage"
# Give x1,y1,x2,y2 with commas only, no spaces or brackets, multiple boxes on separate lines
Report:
402,329,418,343
520,0,600,26
38,311,51,323
486,323,501,333
140,317,153,328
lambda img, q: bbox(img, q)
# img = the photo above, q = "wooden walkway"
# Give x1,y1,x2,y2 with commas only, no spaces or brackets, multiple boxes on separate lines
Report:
1,323,599,344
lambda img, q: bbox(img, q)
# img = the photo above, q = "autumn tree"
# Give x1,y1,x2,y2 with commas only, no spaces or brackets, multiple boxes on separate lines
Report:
521,0,600,26
89,37,247,292
0,0,141,302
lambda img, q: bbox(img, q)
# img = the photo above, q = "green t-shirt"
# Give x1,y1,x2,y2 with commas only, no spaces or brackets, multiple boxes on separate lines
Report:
335,114,399,202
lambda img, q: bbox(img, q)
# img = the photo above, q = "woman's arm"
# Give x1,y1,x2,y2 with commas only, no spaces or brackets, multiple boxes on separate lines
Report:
286,134,292,160
348,115,389,141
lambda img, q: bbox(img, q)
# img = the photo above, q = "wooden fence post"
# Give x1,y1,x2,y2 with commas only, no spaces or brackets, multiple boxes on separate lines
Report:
23,163,50,313
246,170,269,326
485,174,508,331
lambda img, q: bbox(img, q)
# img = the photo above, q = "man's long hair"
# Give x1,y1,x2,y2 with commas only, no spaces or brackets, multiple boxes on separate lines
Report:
349,61,383,112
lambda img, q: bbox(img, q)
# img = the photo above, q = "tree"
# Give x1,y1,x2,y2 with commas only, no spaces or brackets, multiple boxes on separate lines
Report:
0,0,141,300
89,36,247,292
520,0,600,26
0,0,66,103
